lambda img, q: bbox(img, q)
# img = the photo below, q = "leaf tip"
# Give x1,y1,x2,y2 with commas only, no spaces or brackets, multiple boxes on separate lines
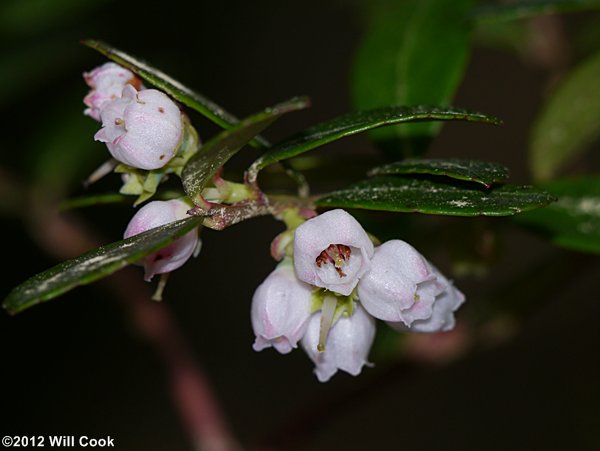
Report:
2,299,19,316
80,38,98,48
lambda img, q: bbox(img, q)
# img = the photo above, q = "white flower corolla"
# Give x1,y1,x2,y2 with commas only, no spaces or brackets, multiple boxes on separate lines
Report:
124,199,199,281
357,240,445,325
94,85,183,170
301,303,376,383
293,209,374,296
83,62,142,121
251,259,313,354
387,263,465,333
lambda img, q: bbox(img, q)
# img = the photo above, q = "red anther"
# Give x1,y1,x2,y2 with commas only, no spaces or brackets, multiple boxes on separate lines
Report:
315,244,352,278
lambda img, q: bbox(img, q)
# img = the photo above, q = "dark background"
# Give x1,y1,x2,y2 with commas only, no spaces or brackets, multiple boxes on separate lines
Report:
1,1,599,450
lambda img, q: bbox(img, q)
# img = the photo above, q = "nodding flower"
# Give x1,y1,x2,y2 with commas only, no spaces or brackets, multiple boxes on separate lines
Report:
357,240,445,325
83,62,143,121
123,199,199,281
301,303,375,383
94,85,183,170
251,259,313,354
386,261,465,333
293,209,374,296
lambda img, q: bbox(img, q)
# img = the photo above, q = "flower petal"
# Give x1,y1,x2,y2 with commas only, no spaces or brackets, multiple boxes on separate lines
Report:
294,209,373,295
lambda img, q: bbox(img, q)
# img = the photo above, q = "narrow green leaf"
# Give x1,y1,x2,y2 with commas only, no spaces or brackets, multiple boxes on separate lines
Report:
368,158,510,187
82,39,269,148
182,97,309,203
3,217,202,315
351,0,473,156
530,50,600,181
473,0,600,23
249,106,500,181
60,193,131,210
514,177,600,253
316,176,554,216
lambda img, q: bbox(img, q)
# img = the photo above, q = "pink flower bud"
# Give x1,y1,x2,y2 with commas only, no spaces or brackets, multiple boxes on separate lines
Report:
301,303,375,382
124,199,199,281
83,62,142,121
251,260,313,354
357,240,444,325
387,263,465,333
94,85,183,170
293,209,374,296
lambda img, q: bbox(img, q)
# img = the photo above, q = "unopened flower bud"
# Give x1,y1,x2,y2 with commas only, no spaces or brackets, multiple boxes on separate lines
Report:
124,199,199,281
388,263,465,333
94,85,183,170
301,303,375,382
357,240,444,326
83,62,142,121
251,259,313,354
294,209,374,296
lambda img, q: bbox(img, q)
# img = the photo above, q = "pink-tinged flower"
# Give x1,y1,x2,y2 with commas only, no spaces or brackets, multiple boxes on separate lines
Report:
251,260,313,354
83,62,143,121
293,209,374,296
94,85,183,170
301,303,375,382
124,199,199,281
357,240,445,325
387,263,465,333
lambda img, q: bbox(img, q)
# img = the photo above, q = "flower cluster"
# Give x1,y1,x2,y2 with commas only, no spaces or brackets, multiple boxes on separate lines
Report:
82,63,464,382
251,209,465,382
84,62,184,170
83,64,198,288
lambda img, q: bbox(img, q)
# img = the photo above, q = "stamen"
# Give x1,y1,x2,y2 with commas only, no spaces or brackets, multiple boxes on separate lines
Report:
315,244,352,278
318,295,337,352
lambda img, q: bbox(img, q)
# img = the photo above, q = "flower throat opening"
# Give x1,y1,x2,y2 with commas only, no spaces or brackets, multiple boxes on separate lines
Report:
316,244,352,278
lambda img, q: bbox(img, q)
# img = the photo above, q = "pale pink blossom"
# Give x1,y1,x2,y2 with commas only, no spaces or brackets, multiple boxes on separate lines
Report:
83,62,142,121
124,199,198,281
293,209,374,296
94,85,183,170
251,260,313,354
301,303,375,382
387,262,465,333
357,240,444,325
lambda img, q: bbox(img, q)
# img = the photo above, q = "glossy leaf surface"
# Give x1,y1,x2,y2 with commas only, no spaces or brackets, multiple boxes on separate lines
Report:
368,158,509,187
316,176,554,216
3,217,202,315
249,106,500,180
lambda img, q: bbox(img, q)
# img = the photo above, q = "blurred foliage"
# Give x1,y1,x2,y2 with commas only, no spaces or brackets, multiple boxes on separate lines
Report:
351,0,473,157
529,49,600,181
515,177,600,253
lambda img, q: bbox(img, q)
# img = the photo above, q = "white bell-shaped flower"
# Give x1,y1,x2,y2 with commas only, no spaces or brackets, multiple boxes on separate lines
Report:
357,240,444,326
388,262,465,333
293,209,374,296
94,85,183,170
83,62,142,121
124,199,199,281
251,259,313,354
301,303,376,382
